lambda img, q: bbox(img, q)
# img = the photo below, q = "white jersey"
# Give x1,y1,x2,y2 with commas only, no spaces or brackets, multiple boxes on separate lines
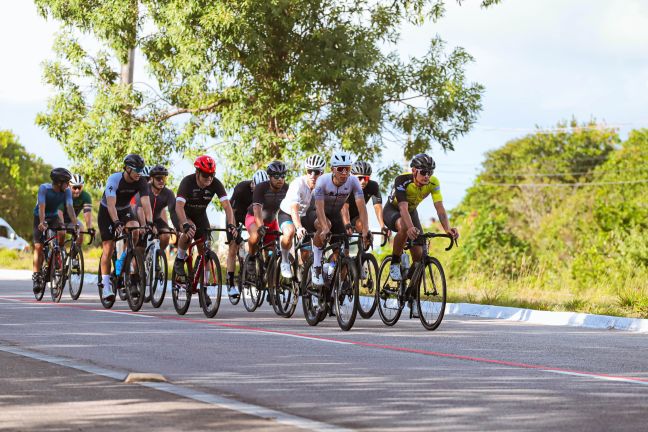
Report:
279,176,313,216
313,173,363,214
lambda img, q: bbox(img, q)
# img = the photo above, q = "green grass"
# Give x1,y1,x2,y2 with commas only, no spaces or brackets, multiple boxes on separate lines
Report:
0,249,32,270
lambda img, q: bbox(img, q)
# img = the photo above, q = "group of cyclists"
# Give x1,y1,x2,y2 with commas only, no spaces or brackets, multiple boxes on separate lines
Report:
32,149,459,327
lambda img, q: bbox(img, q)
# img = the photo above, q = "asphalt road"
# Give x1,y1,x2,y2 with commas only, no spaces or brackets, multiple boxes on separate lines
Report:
1,275,647,431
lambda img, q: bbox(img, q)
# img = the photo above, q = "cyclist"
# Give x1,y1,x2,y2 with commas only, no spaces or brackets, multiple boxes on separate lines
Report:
277,154,325,278
343,161,389,238
58,173,94,246
32,168,79,293
383,153,459,282
98,154,154,301
173,155,237,281
308,151,370,287
245,161,289,276
225,169,268,295
136,165,175,251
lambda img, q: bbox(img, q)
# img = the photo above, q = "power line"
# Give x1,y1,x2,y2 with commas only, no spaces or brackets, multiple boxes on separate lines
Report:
477,179,648,188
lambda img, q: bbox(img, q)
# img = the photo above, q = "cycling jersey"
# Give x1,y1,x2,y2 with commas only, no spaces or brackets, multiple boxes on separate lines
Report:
230,180,254,224
59,190,92,223
176,174,228,213
312,173,363,215
279,176,313,217
135,187,175,220
247,181,288,222
33,184,73,218
100,172,149,210
346,179,382,220
389,173,442,211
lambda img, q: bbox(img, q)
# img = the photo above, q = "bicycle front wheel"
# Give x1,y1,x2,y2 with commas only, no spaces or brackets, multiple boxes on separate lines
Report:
149,250,168,308
199,252,222,318
241,254,262,312
124,250,146,312
357,253,378,319
228,255,244,305
376,256,403,326
68,245,85,300
415,257,447,331
50,249,65,303
97,254,116,309
334,259,359,331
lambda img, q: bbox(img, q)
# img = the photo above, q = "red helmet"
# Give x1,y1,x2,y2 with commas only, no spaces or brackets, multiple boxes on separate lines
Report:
194,155,216,174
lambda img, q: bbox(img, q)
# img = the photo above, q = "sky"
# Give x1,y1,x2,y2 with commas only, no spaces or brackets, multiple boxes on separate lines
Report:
1,0,648,225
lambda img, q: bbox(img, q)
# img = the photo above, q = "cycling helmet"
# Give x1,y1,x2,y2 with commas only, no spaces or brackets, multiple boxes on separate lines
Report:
351,161,372,176
252,169,269,185
330,150,353,167
194,155,216,174
50,167,73,184
141,166,152,178
410,153,436,171
304,154,326,170
70,173,84,186
267,160,287,176
149,164,169,177
123,153,145,171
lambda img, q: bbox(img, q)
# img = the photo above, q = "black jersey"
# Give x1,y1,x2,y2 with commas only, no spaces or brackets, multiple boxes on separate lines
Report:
147,187,176,219
176,174,228,213
100,172,149,210
247,181,289,222
230,180,254,223
346,180,382,219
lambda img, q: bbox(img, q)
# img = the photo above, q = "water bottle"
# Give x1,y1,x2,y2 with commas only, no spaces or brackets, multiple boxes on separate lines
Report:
115,251,127,276
401,253,410,274
327,261,336,278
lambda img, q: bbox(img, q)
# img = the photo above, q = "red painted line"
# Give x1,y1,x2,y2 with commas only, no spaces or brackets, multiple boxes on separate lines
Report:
2,296,648,385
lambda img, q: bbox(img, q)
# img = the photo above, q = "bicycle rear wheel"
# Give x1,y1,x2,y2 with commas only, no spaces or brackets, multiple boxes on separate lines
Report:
199,252,222,318
228,255,244,305
171,260,192,315
68,245,85,300
50,249,65,303
357,253,378,319
241,254,263,312
301,260,326,325
149,250,168,308
334,259,359,331
376,256,403,326
97,254,116,309
274,253,298,318
415,257,447,331
124,250,146,312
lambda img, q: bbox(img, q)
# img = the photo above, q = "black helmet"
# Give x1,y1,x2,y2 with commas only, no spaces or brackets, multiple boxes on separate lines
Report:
123,153,145,171
351,161,372,176
149,164,169,177
267,160,287,176
410,153,435,171
50,167,73,184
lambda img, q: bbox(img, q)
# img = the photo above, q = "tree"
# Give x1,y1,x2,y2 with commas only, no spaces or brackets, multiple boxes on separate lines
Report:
0,131,53,240
35,0,499,186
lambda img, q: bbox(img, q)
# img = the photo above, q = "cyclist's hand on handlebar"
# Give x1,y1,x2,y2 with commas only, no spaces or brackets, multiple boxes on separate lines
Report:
363,230,373,250
182,222,196,238
319,226,330,242
38,221,48,232
381,225,391,239
446,227,459,240
257,225,267,239
296,226,307,241
344,223,354,237
226,223,238,239
406,226,419,241
146,220,157,235
113,220,125,237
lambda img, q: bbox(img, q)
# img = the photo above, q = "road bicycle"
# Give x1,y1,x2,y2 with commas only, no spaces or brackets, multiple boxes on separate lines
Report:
301,232,360,331
97,227,148,311
376,232,456,330
62,227,95,301
227,224,246,306
353,231,388,319
171,228,223,318
34,226,69,302
144,228,175,308
240,230,283,314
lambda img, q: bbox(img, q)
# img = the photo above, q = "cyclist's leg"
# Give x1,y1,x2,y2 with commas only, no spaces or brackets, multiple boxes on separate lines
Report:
32,215,45,273
244,213,260,255
408,209,424,263
97,206,116,281
123,207,140,245
311,212,331,285
278,211,295,263
383,203,406,280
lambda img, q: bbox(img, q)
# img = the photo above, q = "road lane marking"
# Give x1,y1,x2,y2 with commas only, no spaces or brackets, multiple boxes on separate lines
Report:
2,296,648,387
0,344,353,432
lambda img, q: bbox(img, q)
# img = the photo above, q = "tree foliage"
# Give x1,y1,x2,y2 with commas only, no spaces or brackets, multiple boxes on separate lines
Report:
0,131,53,240
35,0,498,185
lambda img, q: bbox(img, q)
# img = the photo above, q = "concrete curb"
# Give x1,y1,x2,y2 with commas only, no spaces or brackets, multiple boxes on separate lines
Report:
2,269,647,332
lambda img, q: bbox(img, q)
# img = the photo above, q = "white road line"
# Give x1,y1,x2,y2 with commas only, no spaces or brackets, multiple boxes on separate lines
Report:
0,344,353,432
260,331,354,345
544,369,648,386
92,309,155,318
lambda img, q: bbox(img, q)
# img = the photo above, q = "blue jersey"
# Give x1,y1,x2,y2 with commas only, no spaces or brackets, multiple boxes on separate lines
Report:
33,184,73,218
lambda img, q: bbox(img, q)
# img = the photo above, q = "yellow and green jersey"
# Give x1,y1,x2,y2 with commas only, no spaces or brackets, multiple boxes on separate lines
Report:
389,173,442,211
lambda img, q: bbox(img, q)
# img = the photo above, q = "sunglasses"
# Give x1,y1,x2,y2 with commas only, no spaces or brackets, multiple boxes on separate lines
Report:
417,169,432,177
128,166,144,174
356,175,370,182
153,176,166,181
271,174,286,179
333,166,351,174
199,171,214,179
307,169,322,176
72,186,82,191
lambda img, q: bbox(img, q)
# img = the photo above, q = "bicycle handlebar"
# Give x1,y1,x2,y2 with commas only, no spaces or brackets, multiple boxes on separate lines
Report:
405,232,458,251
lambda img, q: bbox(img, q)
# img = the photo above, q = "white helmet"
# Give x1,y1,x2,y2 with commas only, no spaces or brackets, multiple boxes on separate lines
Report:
304,154,325,170
252,169,269,185
70,174,84,186
330,150,353,167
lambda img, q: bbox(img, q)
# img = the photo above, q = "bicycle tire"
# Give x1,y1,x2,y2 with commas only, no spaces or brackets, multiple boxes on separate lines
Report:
276,253,298,318
300,260,325,326
241,254,262,312
34,253,47,301
97,254,117,309
415,257,447,331
334,259,359,331
68,245,85,300
50,249,65,303
171,261,192,315
150,250,168,308
267,255,284,316
376,256,403,326
199,252,222,318
124,250,146,312
228,255,244,306
357,253,379,319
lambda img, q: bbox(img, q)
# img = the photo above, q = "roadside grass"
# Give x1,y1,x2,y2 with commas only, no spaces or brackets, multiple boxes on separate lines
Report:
0,249,32,270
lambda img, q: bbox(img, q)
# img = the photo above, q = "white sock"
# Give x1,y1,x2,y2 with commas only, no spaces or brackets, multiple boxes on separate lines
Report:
281,247,290,262
102,275,111,288
313,245,323,268
177,248,187,260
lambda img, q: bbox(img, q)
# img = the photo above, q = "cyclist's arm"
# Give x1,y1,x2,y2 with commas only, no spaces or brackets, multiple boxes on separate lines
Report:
221,200,235,226
433,201,451,232
83,208,93,229
315,199,327,228
65,204,79,226
140,195,153,224
253,204,264,229
398,201,415,229
106,196,119,223
341,202,350,225
290,202,303,230
355,197,369,236
175,199,188,226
